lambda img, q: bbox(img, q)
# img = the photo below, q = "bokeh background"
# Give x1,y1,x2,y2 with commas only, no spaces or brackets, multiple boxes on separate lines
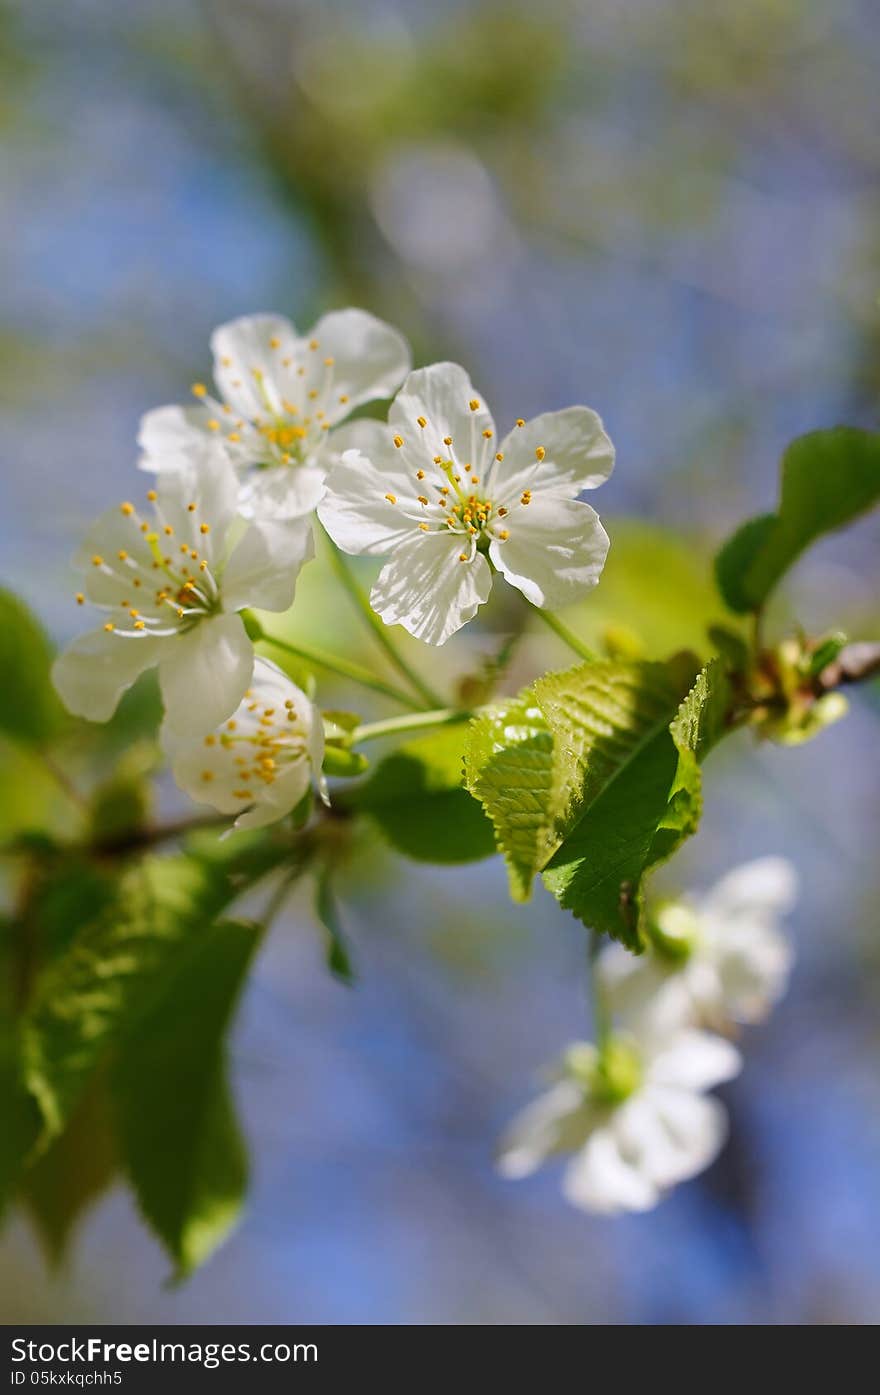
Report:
2,0,880,1323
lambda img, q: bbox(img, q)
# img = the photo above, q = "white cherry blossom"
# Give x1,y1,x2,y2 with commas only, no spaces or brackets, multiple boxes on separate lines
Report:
317,361,614,645
52,453,312,736
163,657,326,832
138,310,410,520
599,857,798,1034
498,1027,741,1216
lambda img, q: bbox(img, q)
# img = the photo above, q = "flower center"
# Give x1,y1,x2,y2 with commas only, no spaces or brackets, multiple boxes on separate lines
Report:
648,902,700,962
205,696,308,800
565,1038,643,1106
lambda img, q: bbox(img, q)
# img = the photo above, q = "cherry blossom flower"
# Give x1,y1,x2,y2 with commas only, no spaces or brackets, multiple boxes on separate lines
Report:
598,858,798,1034
163,657,326,831
498,1027,741,1216
138,310,410,520
52,454,312,736
317,361,614,644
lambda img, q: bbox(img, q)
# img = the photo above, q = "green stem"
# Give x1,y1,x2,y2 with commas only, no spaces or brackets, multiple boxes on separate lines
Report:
322,528,446,708
352,707,469,746
250,619,423,711
527,601,599,663
589,930,611,1048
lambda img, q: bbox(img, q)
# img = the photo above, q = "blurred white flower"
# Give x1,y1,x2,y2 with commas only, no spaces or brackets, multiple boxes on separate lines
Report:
317,361,613,645
52,454,312,736
163,657,326,832
138,309,410,520
498,1028,741,1216
599,857,798,1034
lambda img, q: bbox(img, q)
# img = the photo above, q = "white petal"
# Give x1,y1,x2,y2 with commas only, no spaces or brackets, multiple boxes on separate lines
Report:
211,313,299,419
389,362,497,480
159,613,254,736
52,629,161,722
490,497,609,608
562,1127,660,1215
711,923,794,1024
370,532,492,645
237,464,327,521
233,762,311,831
489,405,615,500
497,1081,594,1179
157,449,240,561
306,308,410,423
317,445,426,556
597,946,696,1038
701,857,799,921
137,404,219,472
222,518,314,613
648,1029,742,1092
630,1086,729,1187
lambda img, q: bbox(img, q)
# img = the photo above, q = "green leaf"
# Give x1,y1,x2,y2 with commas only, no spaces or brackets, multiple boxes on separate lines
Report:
314,869,355,983
463,692,554,899
22,855,250,1144
0,1032,42,1212
648,658,731,866
465,661,694,903
112,919,258,1278
21,1076,117,1266
715,428,880,613
356,725,497,865
542,660,728,947
0,588,65,746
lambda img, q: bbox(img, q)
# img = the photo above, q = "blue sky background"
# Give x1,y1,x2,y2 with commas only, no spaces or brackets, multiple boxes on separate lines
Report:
1,0,879,1323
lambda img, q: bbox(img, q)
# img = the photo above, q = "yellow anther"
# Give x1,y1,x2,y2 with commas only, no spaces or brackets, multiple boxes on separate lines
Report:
535,446,545,461
140,523,149,533
199,560,208,571
443,436,452,446
498,506,508,517
233,789,251,800
187,502,196,512
204,735,216,747
482,429,493,439
417,416,427,428
495,452,504,461
75,593,84,605
133,578,142,587
221,356,232,367
146,489,157,501
134,621,145,630
176,607,184,618
339,394,349,404
459,552,469,562
307,389,318,400
323,356,334,366
92,555,103,567
470,476,479,485
251,366,263,380
419,522,430,531
309,339,319,350
269,335,280,349
164,525,174,535
469,399,480,411
498,529,510,540
385,493,397,504
516,418,525,427
104,622,114,632
226,720,237,732
393,434,404,448
521,490,532,505
191,383,207,397
207,419,220,431
263,708,275,717
128,607,139,617
227,432,240,443
201,771,214,782
200,523,210,534
120,502,134,516
117,549,128,560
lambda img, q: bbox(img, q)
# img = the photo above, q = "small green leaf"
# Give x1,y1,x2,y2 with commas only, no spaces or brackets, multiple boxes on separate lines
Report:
715,428,880,613
22,1076,117,1266
112,919,259,1278
23,855,254,1143
542,659,729,947
463,693,554,899
357,725,497,865
0,588,65,746
314,869,355,984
